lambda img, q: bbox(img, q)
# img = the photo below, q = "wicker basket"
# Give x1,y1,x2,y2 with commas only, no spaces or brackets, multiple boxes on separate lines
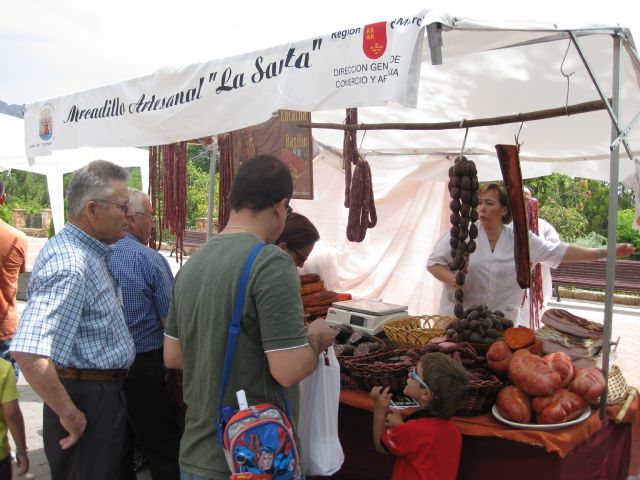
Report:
590,364,630,406
456,376,504,416
383,315,452,349
334,335,387,389
342,349,419,393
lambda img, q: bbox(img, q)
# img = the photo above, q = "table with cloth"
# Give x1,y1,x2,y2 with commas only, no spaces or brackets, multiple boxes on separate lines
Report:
307,388,639,480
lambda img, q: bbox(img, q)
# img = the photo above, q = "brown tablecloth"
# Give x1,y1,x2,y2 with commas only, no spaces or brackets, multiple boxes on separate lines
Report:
337,388,639,476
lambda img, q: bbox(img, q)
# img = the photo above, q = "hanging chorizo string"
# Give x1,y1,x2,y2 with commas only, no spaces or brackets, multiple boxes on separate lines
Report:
217,133,232,231
524,198,544,329
149,146,159,250
343,108,377,242
148,142,187,264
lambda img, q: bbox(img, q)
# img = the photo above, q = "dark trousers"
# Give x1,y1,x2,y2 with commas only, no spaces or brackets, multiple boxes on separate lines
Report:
0,454,11,480
120,350,180,480
44,378,127,480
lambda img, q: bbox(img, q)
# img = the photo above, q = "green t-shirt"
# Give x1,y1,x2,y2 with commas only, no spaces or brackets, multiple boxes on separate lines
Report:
0,358,18,460
165,233,307,479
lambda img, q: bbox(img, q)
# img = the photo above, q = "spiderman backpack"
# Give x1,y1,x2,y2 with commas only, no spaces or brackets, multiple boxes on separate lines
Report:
216,243,301,480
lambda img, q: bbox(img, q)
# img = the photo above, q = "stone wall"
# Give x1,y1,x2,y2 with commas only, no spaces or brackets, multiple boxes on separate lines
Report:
12,208,52,237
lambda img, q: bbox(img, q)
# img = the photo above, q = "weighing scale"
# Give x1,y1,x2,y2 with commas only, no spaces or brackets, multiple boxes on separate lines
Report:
325,299,409,335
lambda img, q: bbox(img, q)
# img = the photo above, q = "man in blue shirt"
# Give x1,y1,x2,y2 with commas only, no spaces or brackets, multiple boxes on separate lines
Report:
108,189,180,480
11,160,136,480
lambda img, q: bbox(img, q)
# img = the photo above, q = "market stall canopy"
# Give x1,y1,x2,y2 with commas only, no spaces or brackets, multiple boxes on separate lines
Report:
23,9,640,181
0,114,149,233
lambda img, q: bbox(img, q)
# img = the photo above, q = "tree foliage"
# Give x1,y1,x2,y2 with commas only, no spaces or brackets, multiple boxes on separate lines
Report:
538,204,588,242
617,209,640,250
527,173,635,241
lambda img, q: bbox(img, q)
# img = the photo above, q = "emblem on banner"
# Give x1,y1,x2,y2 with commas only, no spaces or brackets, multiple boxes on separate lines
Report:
38,104,54,141
363,22,387,59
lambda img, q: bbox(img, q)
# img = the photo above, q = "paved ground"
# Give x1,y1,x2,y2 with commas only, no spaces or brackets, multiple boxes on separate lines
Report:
11,237,640,479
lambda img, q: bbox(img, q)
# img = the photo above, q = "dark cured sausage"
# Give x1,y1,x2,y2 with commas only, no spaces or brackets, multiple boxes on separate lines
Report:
346,158,377,242
495,144,531,289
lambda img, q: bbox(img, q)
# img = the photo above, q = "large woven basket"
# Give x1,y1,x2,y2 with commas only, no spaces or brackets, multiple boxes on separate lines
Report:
590,364,630,406
456,376,504,416
335,335,387,389
342,349,419,393
383,315,452,349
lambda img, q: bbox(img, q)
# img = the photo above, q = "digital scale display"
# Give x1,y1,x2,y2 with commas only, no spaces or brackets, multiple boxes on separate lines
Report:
349,315,365,326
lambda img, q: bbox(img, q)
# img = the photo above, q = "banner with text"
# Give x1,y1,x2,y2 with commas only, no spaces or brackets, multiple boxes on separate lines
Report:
24,10,426,156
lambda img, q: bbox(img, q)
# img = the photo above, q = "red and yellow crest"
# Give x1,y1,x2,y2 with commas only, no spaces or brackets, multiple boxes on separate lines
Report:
363,22,387,59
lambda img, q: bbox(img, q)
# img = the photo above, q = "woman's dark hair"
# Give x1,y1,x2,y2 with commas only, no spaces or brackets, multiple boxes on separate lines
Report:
229,154,293,212
419,352,468,419
479,182,512,224
275,213,320,251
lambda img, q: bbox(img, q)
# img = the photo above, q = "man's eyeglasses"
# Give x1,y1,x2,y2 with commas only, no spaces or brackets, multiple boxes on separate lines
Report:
135,211,153,220
94,199,130,213
285,203,293,217
409,367,436,398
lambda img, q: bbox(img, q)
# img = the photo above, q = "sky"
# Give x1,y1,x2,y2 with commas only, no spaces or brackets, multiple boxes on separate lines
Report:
1,0,639,106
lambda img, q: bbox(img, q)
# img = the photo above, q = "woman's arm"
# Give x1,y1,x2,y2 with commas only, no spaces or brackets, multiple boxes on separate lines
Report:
427,264,458,288
561,243,636,263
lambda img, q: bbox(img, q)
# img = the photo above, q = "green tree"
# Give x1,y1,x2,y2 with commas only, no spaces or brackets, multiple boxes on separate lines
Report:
617,209,640,250
186,161,215,227
539,204,588,242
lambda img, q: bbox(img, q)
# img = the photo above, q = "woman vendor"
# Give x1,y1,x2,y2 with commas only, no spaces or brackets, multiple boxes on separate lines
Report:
427,183,636,321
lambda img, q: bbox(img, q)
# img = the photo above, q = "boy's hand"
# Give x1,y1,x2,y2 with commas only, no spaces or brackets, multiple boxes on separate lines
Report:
369,386,392,410
385,412,404,429
14,451,29,475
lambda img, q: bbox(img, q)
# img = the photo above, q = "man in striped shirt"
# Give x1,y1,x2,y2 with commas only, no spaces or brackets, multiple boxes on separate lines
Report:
108,189,180,480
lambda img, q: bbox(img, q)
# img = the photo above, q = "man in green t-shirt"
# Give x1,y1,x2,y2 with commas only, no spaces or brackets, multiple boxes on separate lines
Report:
164,154,336,480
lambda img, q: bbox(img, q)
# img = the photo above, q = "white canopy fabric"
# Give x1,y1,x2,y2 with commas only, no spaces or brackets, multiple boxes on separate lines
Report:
17,9,640,316
0,114,149,233
22,9,640,183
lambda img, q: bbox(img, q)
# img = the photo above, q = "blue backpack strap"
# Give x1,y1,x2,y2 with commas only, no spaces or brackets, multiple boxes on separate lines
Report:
216,242,266,444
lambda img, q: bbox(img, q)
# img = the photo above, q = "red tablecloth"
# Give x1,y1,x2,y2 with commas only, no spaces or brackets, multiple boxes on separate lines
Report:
309,389,639,480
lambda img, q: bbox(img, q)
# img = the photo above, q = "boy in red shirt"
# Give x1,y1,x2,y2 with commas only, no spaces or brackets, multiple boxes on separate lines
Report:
370,352,468,480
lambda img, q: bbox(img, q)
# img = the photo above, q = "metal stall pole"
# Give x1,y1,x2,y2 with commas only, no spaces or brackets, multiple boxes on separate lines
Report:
600,33,622,420
207,137,218,239
569,30,624,419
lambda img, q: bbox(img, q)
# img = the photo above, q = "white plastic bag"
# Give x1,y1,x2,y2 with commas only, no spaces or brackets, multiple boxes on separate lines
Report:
297,345,344,476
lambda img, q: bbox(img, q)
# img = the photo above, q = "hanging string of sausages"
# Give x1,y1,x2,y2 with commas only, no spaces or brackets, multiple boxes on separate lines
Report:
217,133,232,231
342,108,377,242
526,198,544,330
447,155,480,318
148,142,187,264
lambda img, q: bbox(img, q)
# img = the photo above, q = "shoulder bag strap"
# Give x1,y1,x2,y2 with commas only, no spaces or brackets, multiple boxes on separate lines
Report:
216,242,265,442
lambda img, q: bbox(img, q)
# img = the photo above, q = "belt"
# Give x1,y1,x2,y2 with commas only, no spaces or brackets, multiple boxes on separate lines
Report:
137,348,162,358
56,367,128,381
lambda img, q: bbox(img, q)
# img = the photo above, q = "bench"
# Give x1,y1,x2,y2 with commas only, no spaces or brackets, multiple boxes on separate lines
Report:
550,259,640,301
169,230,209,257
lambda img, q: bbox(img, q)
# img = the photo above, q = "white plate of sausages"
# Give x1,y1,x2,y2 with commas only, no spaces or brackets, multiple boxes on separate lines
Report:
491,405,592,430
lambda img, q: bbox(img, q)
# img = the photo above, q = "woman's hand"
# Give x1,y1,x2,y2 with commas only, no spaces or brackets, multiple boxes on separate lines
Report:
614,243,636,258
370,386,392,411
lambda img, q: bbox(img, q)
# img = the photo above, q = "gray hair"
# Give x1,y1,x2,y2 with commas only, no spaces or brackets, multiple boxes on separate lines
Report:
66,160,129,218
127,188,150,213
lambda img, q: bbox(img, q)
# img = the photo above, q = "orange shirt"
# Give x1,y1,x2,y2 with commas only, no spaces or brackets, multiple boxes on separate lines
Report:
0,220,27,340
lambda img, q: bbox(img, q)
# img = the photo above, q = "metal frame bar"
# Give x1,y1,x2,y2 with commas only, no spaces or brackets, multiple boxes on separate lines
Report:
599,34,622,420
569,31,634,160
611,110,640,149
207,138,218,238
